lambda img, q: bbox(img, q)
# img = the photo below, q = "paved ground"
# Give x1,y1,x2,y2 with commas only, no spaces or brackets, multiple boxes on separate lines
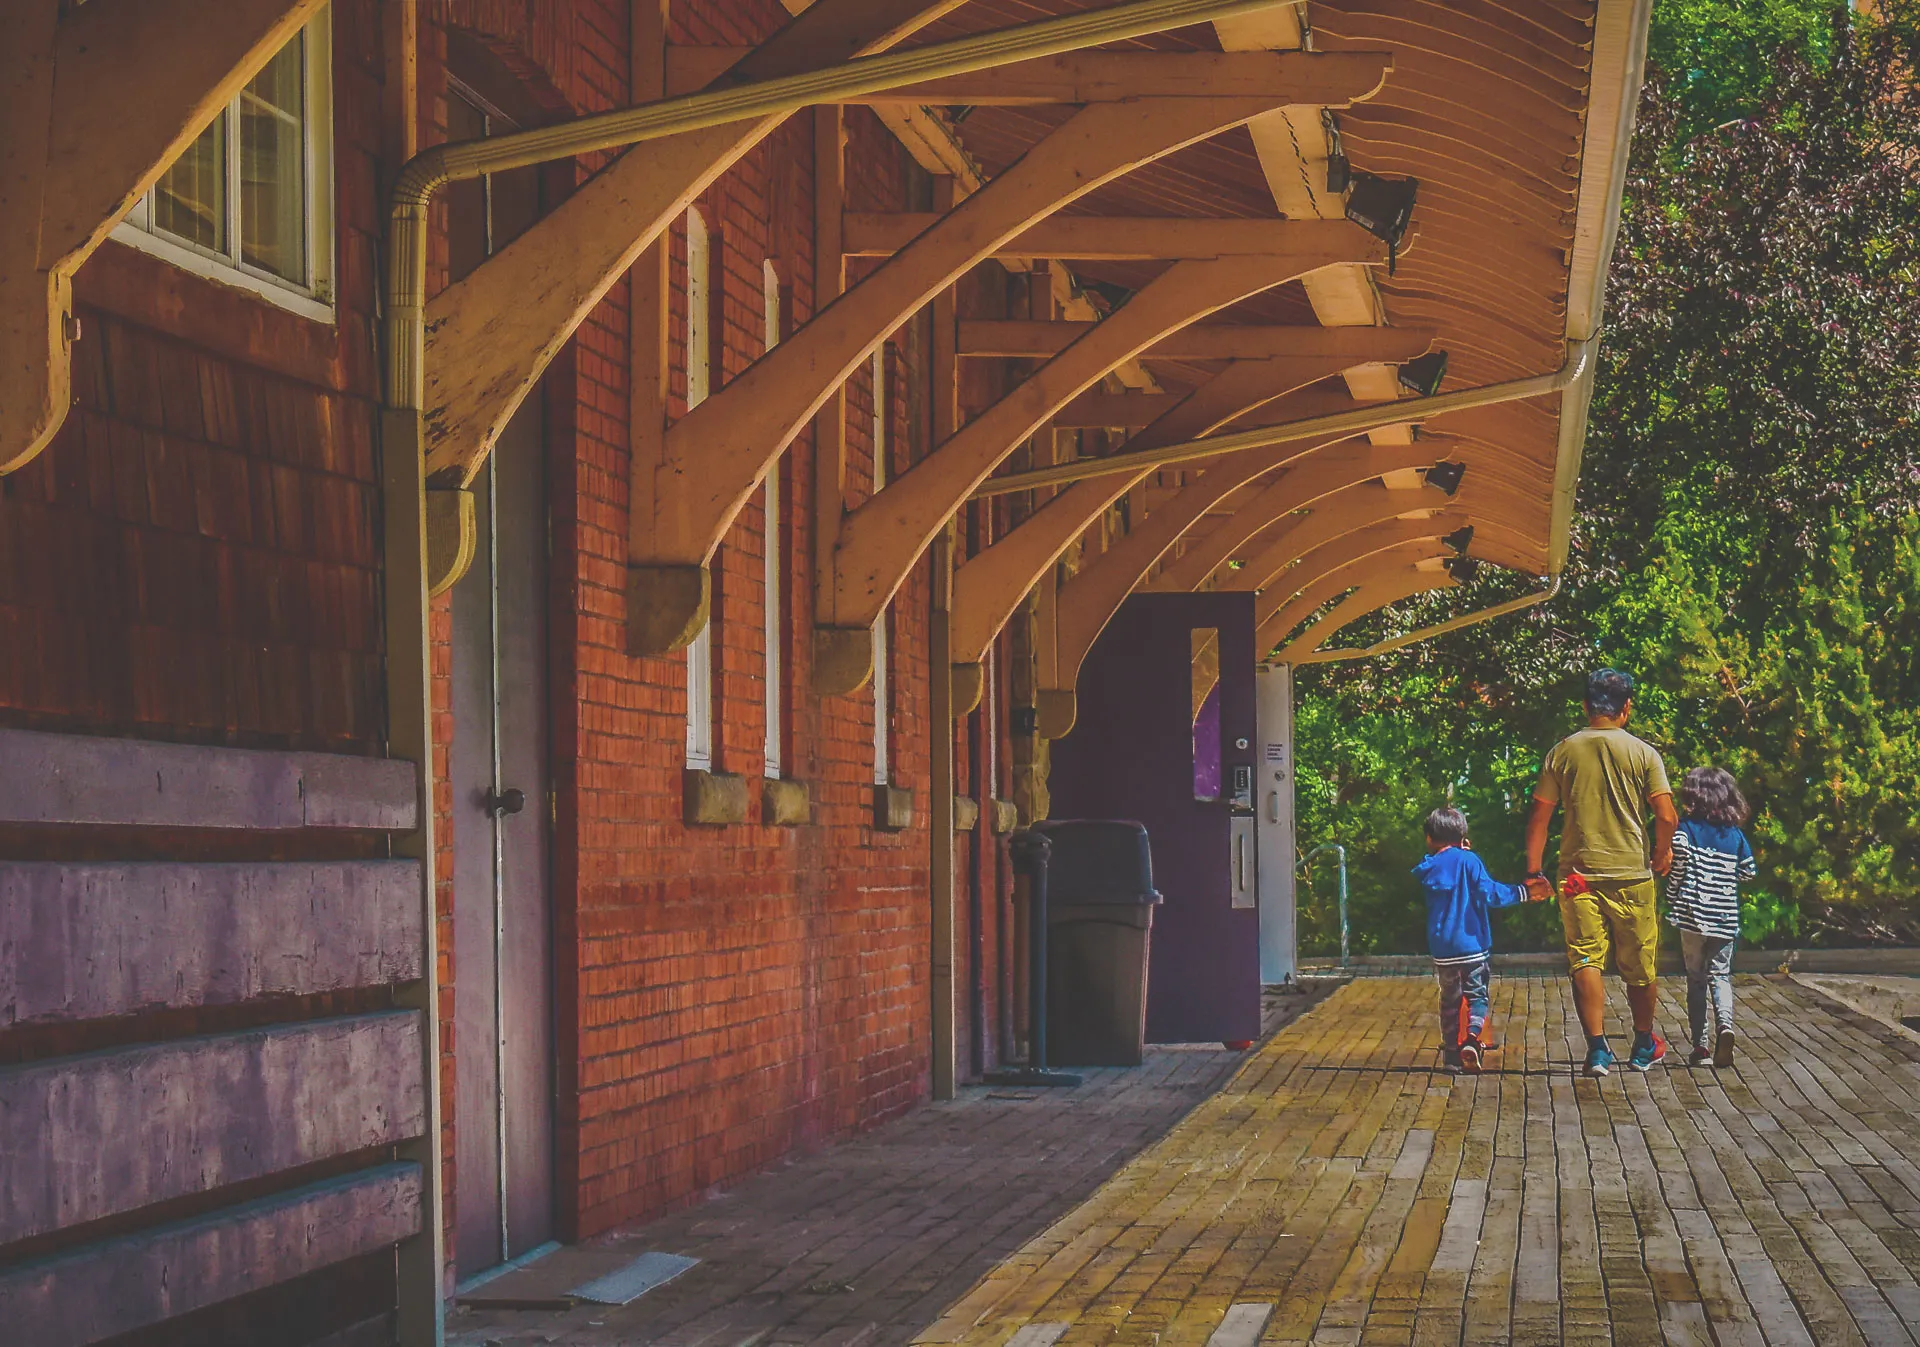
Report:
448,988,1323,1347
917,974,1920,1347
453,975,1920,1346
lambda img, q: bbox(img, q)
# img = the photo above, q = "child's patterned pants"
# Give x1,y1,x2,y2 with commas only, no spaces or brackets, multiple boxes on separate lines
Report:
1434,955,1491,1049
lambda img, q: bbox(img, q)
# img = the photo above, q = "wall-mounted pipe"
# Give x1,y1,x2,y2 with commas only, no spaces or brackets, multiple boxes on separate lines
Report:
382,0,1306,412
970,338,1596,498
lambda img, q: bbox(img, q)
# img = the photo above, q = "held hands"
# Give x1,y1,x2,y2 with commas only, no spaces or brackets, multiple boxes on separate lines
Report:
1652,842,1674,876
1523,875,1554,903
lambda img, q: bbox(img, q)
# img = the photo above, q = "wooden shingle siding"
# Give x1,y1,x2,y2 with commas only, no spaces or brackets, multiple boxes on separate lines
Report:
0,1011,424,1244
0,1162,422,1347
0,860,421,1024
0,727,416,829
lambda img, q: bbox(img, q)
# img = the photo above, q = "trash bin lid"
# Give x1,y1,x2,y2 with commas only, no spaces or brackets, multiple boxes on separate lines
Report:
1031,819,1160,904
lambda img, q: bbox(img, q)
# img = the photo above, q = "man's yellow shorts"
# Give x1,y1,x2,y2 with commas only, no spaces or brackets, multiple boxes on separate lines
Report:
1561,876,1660,986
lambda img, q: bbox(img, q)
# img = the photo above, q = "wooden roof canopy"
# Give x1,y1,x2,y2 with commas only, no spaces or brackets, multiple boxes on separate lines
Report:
900,0,1648,709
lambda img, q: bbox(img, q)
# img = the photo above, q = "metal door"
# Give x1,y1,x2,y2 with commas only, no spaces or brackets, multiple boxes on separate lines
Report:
1255,663,1298,984
447,84,555,1279
1047,592,1261,1045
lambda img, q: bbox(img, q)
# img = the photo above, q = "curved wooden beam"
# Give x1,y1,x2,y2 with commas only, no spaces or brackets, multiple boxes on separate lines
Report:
668,47,1395,105
629,94,1324,653
2,0,325,474
1219,482,1447,594
1283,567,1461,664
957,320,1434,362
825,249,1389,640
421,0,964,489
946,346,1400,670
1254,518,1464,633
1259,541,1454,657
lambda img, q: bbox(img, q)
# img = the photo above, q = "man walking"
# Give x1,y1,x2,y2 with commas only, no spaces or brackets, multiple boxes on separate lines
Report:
1524,669,1678,1076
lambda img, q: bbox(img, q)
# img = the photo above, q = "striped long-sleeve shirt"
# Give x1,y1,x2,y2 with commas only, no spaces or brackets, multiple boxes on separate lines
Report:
1666,818,1756,939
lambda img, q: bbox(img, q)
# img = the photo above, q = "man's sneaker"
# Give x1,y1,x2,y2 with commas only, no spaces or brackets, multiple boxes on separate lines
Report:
1459,1038,1484,1074
1713,1028,1735,1069
1629,1033,1668,1072
1441,1048,1463,1073
1689,1045,1713,1067
1584,1042,1615,1077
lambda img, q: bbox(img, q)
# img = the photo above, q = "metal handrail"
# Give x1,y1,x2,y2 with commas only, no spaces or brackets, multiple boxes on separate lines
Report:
1300,842,1349,966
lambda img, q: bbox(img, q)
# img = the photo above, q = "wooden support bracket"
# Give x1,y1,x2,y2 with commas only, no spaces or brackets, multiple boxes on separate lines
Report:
1,0,325,475
956,318,1431,360
849,215,1406,264
631,94,1308,655
1257,538,1453,652
422,0,962,577
1282,564,1461,663
1200,482,1443,594
667,47,1392,105
824,239,1386,642
947,348,1403,669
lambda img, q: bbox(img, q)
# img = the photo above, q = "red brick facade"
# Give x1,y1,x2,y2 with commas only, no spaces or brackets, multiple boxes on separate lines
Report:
0,0,1025,1312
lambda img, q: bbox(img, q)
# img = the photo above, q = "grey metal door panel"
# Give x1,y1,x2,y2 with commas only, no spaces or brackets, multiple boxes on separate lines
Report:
450,396,554,1278
494,396,554,1258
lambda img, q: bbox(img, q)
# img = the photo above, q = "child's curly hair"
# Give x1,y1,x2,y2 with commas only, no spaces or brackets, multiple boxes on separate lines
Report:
1679,766,1749,827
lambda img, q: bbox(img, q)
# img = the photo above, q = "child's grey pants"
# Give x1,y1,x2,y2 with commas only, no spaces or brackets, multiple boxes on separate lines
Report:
1680,929,1736,1048
1433,955,1490,1049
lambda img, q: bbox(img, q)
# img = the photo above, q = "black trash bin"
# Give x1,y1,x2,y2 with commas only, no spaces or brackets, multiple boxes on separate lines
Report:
1034,819,1162,1067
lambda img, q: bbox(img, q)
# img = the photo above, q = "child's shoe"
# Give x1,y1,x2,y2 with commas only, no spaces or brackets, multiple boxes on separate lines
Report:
1689,1045,1713,1067
1712,1028,1735,1068
1459,1038,1484,1074
1629,1032,1668,1072
1583,1041,1615,1077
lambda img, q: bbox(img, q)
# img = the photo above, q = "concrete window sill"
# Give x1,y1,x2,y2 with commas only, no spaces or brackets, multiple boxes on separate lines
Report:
873,783,914,832
763,777,810,827
684,769,748,826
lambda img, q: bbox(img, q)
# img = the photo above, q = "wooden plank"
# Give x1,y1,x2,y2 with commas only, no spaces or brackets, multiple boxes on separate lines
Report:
0,1162,421,1347
0,861,424,1025
0,727,416,829
958,318,1426,361
0,1012,424,1244
666,48,1394,105
849,213,1390,262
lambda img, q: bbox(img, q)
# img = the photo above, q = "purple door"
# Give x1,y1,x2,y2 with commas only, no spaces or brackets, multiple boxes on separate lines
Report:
1048,592,1262,1046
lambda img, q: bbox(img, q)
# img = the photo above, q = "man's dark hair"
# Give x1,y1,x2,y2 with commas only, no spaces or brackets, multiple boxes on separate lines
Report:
1425,806,1469,845
1585,667,1634,717
1679,766,1750,827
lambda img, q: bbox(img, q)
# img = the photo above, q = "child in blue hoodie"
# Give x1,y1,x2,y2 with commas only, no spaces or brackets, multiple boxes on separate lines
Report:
1413,807,1536,1072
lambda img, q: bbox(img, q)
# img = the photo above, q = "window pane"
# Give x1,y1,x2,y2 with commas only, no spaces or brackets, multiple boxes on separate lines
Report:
240,35,307,281
154,115,228,252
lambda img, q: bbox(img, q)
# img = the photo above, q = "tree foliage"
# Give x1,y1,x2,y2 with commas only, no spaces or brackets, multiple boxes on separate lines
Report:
1292,0,1920,952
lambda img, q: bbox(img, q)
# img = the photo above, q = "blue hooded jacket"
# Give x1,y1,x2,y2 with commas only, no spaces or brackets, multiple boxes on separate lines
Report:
1411,846,1526,962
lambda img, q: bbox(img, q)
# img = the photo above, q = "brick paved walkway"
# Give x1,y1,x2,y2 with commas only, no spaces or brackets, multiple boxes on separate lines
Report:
918,975,1920,1347
447,989,1320,1347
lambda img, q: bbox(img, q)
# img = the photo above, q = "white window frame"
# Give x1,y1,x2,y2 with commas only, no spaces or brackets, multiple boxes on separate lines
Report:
871,346,891,787
111,10,336,323
762,259,784,780
684,207,715,772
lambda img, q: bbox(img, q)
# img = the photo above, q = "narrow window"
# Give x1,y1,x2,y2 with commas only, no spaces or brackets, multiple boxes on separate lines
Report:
114,10,334,319
685,207,715,772
762,259,784,779
871,346,891,787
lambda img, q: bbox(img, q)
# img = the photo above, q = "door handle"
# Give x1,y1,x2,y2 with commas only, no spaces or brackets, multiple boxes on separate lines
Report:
1234,833,1245,892
485,786,526,817
1267,790,1280,823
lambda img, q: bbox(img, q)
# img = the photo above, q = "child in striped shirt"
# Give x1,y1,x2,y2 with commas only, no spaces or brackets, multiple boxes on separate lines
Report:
1668,767,1757,1067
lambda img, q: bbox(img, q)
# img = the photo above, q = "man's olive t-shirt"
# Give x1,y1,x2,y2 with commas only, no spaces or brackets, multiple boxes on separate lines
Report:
1535,727,1672,880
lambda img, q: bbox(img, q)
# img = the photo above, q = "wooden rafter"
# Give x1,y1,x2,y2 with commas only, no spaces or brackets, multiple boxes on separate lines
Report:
425,0,964,494
630,93,1346,655
819,248,1391,660
850,215,1388,263
956,319,1435,361
947,350,1392,672
1208,482,1444,594
667,46,1393,105
1,0,326,474
1282,565,1461,664
1259,540,1453,656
